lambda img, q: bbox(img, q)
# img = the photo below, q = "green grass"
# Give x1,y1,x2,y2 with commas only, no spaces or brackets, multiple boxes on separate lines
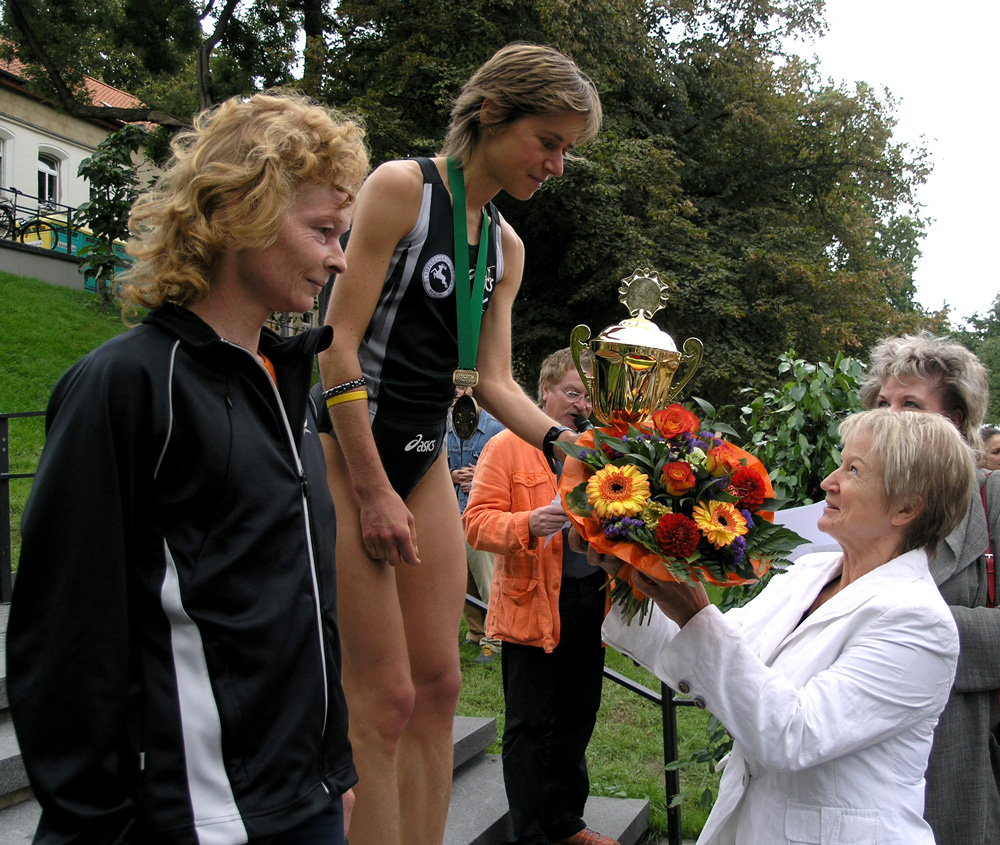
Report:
0,269,720,839
0,270,129,566
457,620,721,841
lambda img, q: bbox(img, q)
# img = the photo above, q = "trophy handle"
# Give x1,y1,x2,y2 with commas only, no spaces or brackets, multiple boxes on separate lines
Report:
664,337,704,402
570,325,593,397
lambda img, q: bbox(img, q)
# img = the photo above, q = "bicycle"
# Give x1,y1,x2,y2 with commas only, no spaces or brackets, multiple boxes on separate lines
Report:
0,193,64,250
17,213,62,250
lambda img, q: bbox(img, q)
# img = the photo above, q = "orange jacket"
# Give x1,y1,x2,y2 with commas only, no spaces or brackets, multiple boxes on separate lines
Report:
463,429,576,652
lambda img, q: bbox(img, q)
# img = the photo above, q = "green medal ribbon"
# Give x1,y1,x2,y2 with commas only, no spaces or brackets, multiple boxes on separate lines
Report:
447,156,490,375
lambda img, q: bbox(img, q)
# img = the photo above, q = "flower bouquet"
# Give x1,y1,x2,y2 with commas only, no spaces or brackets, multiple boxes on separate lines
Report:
557,403,807,623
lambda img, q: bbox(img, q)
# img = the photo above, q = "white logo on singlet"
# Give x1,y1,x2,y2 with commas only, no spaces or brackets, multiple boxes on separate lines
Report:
422,255,455,298
405,434,438,453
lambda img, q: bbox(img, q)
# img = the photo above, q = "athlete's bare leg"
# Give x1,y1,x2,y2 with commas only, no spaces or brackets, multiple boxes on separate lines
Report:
322,436,464,845
394,456,466,839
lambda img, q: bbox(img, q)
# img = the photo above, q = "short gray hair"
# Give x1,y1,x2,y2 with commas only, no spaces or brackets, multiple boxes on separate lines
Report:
839,408,976,556
860,332,988,452
537,347,592,405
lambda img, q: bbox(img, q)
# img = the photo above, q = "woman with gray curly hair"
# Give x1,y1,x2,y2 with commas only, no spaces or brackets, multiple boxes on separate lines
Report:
860,331,999,845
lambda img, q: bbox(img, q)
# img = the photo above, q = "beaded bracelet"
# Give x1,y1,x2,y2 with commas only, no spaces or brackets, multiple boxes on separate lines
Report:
326,388,368,408
321,377,366,401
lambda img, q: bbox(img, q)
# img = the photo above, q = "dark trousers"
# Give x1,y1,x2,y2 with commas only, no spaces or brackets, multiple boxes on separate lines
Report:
500,570,607,844
245,796,345,845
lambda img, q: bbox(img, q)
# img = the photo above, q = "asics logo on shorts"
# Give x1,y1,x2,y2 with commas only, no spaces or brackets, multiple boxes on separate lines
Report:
405,434,438,453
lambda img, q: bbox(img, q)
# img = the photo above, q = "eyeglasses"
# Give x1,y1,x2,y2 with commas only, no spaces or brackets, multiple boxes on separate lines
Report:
557,384,592,405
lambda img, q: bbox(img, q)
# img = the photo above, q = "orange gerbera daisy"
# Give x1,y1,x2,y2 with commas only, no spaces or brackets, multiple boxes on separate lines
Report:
692,500,748,548
586,464,651,519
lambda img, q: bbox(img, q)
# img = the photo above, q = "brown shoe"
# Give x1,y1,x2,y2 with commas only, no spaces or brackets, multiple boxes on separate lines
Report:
553,828,621,845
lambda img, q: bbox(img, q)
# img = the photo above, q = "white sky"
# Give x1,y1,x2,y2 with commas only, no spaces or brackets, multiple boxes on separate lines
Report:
788,0,999,326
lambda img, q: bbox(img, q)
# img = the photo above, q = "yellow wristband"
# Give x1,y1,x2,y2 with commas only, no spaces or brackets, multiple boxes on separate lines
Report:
326,388,368,408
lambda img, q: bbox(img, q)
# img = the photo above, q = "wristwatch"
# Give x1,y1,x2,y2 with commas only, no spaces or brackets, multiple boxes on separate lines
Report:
542,425,573,473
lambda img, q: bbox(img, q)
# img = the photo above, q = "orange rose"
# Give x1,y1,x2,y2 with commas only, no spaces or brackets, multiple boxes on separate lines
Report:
705,441,743,477
662,461,697,496
650,404,700,439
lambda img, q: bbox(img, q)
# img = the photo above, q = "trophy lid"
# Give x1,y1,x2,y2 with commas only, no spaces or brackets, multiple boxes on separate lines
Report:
595,269,678,353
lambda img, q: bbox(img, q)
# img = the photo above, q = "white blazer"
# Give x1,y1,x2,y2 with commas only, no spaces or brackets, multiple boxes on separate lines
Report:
602,550,958,845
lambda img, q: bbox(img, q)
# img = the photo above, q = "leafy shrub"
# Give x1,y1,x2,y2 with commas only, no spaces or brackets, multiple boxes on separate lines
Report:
739,351,865,506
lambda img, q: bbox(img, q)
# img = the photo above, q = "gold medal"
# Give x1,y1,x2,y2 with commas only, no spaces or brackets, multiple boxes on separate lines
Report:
453,368,479,388
452,393,480,440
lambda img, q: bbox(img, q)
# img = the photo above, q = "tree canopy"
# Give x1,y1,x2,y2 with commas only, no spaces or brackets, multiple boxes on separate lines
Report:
2,0,953,415
953,295,1000,425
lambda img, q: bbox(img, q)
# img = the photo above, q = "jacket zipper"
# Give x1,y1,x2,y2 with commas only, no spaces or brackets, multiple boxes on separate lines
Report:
222,341,331,739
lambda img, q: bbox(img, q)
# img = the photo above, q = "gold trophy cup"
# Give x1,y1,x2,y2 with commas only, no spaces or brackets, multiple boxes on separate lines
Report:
571,269,703,426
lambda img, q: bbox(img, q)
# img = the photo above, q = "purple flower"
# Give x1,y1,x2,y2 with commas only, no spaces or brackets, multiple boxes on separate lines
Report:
741,509,754,529
728,535,747,564
604,516,645,540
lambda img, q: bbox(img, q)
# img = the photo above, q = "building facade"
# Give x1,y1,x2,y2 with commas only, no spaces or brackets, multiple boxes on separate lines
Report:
0,57,149,211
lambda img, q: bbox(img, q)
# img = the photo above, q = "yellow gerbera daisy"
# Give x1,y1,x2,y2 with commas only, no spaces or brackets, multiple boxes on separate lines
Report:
587,464,651,519
692,500,748,548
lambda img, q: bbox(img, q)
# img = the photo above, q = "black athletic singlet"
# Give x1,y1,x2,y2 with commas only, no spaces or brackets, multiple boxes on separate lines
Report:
316,157,504,498
361,157,502,423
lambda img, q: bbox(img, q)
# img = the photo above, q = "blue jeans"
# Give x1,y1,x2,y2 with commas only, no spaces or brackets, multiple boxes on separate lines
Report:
246,797,345,845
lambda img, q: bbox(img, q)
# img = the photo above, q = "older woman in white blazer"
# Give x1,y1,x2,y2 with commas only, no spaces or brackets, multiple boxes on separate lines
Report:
594,409,976,845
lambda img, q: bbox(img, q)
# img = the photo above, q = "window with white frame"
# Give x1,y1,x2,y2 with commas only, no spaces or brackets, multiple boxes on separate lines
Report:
38,153,60,204
0,129,11,191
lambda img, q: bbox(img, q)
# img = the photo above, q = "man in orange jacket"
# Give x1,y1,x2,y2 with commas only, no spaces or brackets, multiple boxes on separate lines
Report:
463,348,619,845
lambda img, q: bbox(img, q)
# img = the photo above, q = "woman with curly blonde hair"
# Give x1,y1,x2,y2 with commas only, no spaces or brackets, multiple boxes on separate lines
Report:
123,90,369,313
8,91,370,845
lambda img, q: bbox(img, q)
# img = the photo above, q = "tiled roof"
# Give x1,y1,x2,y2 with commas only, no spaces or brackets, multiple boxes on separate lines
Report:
84,76,142,110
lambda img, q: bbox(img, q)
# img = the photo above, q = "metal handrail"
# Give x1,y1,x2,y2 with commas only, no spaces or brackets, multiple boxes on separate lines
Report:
463,592,692,844
1,411,45,604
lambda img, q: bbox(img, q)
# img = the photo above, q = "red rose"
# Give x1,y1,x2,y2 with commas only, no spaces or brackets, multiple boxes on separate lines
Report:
662,461,697,496
651,404,700,439
655,513,701,558
729,466,768,509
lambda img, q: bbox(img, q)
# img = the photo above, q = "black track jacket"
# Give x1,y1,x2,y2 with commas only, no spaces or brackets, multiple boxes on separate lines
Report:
7,304,355,844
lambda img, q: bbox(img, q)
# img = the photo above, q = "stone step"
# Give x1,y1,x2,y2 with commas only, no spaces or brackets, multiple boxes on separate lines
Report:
0,793,37,844
453,715,496,768
445,752,650,845
445,753,510,845
1,600,30,822
0,713,28,802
